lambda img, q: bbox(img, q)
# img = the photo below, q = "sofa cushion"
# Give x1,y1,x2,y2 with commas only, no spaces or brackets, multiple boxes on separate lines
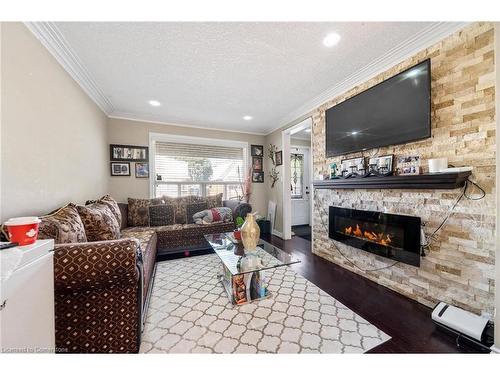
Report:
128,197,164,227
149,204,175,226
205,193,223,209
76,202,120,242
155,221,235,251
86,195,122,227
38,203,87,244
121,228,158,299
185,202,208,224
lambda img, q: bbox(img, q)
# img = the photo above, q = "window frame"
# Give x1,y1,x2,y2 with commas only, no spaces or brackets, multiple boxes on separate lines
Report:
149,132,249,199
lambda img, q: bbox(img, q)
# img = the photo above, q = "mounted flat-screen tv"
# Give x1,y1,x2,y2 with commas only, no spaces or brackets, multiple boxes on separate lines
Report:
325,59,431,157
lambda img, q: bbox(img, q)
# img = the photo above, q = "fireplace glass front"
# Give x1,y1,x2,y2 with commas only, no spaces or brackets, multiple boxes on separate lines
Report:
328,206,421,266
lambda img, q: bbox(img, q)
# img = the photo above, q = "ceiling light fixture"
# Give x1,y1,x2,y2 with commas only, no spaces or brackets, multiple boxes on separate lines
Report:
243,115,253,121
148,100,161,107
323,33,341,47
351,131,359,135
305,129,311,133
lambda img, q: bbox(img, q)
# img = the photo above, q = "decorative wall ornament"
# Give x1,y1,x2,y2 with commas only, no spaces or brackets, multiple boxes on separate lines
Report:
268,144,280,188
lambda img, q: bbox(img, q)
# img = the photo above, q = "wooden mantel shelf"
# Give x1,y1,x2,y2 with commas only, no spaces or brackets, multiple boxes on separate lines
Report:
313,171,471,190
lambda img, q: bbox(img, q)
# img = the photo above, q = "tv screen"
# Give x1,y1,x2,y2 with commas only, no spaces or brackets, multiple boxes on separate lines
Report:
325,59,431,157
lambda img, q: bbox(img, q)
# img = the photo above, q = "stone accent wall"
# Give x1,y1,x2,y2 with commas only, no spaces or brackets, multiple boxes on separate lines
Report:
312,22,496,314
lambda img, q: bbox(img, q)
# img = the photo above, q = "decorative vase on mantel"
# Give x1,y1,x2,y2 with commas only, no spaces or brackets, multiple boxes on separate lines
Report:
241,213,260,251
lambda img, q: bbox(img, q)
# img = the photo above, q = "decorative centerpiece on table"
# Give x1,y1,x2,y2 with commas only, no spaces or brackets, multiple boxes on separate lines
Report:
241,213,260,251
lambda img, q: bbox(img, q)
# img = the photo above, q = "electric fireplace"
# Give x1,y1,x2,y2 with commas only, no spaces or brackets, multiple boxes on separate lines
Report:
329,206,421,267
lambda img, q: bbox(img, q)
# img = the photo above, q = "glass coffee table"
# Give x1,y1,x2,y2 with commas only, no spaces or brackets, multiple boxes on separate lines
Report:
204,233,300,305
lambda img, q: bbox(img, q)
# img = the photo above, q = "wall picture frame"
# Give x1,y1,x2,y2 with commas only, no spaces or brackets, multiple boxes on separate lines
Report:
135,162,149,178
110,162,131,176
110,144,149,162
250,144,264,157
252,156,263,171
252,171,264,183
275,151,283,166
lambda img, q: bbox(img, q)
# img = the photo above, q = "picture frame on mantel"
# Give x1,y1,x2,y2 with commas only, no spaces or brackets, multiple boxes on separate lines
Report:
110,144,149,162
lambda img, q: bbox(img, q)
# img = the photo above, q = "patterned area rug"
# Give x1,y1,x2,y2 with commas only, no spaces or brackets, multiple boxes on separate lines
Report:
140,254,390,353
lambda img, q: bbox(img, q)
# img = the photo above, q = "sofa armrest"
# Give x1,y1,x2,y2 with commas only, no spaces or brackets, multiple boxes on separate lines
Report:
54,238,141,292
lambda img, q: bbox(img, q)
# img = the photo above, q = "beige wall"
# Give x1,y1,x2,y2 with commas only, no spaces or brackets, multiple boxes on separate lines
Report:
313,22,496,314
0,23,108,221
107,117,268,216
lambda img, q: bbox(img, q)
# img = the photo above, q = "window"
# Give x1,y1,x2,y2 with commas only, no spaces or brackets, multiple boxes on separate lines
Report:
152,136,247,200
290,153,304,199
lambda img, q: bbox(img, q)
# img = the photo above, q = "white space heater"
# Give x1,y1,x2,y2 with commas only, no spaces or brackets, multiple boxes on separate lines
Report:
431,302,494,352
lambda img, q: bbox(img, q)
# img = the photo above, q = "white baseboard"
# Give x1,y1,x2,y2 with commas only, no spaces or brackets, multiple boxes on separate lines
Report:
272,229,283,239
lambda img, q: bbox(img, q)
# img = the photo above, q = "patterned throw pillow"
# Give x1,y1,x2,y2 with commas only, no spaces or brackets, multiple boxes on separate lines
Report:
162,195,201,224
76,202,121,242
38,203,88,244
128,198,164,227
149,204,175,226
205,193,223,209
85,195,122,227
185,202,208,224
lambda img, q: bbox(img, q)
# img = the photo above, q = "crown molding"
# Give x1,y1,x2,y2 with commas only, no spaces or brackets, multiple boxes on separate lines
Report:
108,113,267,136
24,22,114,114
267,22,470,135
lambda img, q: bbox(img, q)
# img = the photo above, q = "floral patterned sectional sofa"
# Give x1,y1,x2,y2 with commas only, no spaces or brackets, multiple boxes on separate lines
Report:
35,194,251,353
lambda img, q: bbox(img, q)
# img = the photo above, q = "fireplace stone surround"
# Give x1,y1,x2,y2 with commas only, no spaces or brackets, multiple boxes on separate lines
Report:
311,22,496,315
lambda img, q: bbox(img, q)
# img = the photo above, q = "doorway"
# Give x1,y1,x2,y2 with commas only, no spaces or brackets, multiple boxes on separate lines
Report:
282,117,313,241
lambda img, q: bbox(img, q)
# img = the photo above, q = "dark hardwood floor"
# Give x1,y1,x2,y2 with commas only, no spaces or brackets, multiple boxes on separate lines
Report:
260,233,481,353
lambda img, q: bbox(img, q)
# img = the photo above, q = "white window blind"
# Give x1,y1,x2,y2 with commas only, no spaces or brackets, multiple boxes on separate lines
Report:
154,141,245,199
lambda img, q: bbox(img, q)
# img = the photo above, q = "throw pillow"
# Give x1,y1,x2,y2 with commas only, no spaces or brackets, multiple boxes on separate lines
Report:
193,207,233,225
149,204,175,226
128,197,164,227
38,203,88,244
162,195,201,224
76,202,121,242
185,202,208,224
85,194,122,227
205,193,223,209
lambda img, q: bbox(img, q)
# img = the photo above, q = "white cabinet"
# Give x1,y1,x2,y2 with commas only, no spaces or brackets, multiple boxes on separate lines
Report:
0,240,55,353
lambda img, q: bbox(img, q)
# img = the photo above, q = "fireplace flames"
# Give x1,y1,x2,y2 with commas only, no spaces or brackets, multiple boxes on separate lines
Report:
344,224,393,247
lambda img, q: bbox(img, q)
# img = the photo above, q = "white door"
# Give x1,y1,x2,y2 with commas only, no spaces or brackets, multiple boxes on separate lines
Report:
291,147,311,226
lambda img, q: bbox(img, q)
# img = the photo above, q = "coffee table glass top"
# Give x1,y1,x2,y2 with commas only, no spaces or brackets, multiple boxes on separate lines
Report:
204,233,300,276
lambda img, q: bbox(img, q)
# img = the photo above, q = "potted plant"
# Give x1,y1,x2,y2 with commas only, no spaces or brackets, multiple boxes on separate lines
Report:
233,216,245,241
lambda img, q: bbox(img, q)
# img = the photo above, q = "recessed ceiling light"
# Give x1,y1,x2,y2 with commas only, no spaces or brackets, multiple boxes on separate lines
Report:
323,33,341,47
305,128,311,133
351,131,359,135
148,100,161,107
243,115,253,121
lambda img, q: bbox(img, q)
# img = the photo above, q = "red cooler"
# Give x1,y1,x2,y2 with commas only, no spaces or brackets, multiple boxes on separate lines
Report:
4,217,41,246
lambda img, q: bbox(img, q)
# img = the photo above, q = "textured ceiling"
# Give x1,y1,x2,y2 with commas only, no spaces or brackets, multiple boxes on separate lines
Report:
54,22,440,134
